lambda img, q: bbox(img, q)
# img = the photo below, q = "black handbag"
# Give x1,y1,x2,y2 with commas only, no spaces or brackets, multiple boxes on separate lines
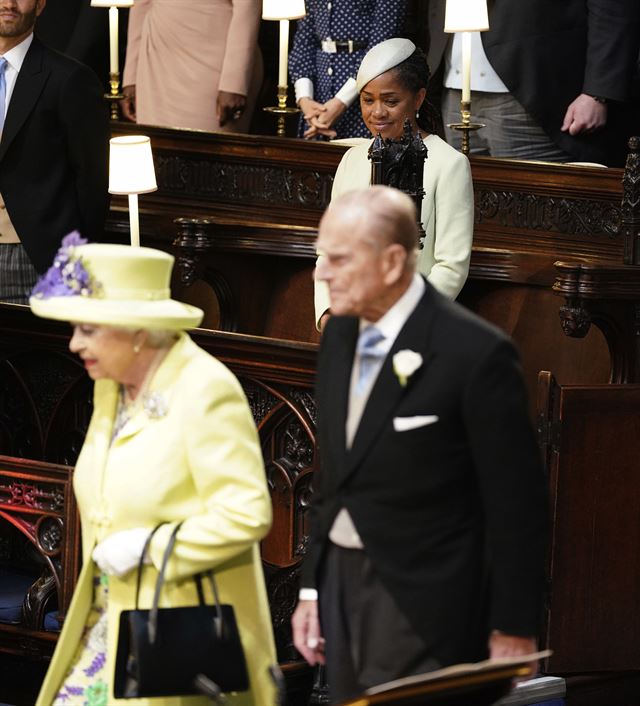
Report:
114,522,250,699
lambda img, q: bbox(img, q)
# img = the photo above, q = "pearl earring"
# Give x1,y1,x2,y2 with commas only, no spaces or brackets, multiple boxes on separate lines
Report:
133,343,141,354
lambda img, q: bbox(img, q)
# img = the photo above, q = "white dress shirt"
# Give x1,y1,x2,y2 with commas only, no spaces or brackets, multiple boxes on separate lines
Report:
300,275,426,601
0,33,32,244
347,272,426,427
443,32,508,93
2,33,33,120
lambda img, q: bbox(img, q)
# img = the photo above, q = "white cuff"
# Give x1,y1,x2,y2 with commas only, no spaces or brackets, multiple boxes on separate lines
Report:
295,78,314,104
299,587,318,601
335,77,358,107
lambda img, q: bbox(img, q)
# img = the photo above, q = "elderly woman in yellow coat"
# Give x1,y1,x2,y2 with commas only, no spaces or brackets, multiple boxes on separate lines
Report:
30,234,277,706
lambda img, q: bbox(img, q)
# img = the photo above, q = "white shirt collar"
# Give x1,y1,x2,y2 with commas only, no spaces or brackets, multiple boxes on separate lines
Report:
360,273,426,352
2,32,33,73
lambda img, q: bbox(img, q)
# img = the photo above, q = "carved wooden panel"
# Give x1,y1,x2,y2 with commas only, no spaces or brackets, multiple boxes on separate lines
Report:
0,305,318,664
0,344,90,465
111,122,627,257
475,189,620,238
0,455,79,657
156,154,333,212
107,125,631,355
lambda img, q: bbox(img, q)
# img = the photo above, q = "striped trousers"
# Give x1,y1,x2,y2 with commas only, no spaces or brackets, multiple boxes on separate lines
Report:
0,243,39,304
442,88,572,162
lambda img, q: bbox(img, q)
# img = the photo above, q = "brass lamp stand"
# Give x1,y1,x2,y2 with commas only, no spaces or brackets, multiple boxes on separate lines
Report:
444,0,490,156
90,0,133,120
106,71,124,121
263,85,300,138
447,100,485,156
262,0,305,137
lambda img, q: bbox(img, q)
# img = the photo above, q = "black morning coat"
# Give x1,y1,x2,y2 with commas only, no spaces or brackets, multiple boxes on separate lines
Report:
304,280,549,666
427,0,640,166
0,37,109,273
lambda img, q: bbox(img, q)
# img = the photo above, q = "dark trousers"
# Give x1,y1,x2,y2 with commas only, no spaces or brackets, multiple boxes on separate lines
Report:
319,543,441,705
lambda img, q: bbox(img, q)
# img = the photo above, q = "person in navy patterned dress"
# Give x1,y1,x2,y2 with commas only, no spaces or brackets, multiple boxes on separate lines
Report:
289,0,408,139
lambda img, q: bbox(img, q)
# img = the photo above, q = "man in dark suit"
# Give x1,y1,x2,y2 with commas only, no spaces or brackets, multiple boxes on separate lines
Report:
292,186,548,704
0,0,109,303
427,0,640,166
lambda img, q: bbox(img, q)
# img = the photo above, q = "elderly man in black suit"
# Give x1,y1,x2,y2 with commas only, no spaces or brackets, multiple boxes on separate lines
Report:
292,186,548,704
0,0,109,303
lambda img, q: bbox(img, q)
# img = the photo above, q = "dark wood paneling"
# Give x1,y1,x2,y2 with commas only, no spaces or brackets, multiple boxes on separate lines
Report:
0,305,317,700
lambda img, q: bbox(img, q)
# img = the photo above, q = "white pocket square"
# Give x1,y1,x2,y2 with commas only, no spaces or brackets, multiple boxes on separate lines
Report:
393,415,439,432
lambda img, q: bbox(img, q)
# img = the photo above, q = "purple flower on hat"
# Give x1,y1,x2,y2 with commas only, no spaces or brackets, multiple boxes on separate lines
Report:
31,231,98,299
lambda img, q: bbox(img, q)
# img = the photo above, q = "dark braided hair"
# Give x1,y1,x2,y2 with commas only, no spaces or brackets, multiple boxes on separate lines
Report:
392,47,444,138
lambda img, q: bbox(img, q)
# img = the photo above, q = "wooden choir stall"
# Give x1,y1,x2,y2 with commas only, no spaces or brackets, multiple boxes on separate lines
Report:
0,127,639,706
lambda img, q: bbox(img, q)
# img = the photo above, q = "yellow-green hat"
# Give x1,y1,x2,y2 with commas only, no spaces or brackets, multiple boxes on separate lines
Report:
30,234,203,330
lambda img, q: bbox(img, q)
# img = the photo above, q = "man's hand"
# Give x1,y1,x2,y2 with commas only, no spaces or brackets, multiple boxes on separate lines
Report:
291,599,326,665
489,631,539,675
217,91,247,127
120,84,137,122
561,94,607,136
318,310,331,332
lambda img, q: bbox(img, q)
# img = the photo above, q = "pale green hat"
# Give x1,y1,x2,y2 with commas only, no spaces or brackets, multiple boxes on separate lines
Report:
30,236,203,330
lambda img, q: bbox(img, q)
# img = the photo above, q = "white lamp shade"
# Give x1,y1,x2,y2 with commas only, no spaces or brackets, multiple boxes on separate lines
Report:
444,0,489,32
90,0,134,7
262,0,305,20
109,136,158,195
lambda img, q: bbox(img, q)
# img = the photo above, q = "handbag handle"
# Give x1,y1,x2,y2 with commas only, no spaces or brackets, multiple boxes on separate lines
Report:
134,522,166,611
143,522,227,644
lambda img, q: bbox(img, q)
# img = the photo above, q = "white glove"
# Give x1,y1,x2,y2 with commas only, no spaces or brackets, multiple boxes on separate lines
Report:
92,527,151,577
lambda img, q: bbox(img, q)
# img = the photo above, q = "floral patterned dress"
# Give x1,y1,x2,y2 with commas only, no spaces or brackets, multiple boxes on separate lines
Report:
51,564,110,703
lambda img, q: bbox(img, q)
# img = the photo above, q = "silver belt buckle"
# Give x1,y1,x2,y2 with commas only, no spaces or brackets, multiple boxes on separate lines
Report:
321,39,337,53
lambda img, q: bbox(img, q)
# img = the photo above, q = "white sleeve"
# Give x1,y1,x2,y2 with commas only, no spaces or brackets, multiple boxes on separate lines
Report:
295,77,315,103
335,77,358,107
299,588,319,601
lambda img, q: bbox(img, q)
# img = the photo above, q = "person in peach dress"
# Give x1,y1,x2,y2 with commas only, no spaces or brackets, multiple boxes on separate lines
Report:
121,0,263,133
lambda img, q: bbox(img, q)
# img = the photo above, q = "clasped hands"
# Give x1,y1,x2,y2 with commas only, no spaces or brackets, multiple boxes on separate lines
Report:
92,527,151,578
299,97,347,139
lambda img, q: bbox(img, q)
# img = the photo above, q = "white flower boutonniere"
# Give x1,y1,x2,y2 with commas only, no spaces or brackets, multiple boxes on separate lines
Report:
392,349,423,387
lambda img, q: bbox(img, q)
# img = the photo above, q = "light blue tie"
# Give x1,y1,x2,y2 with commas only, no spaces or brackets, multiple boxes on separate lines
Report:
356,325,386,394
0,57,7,133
